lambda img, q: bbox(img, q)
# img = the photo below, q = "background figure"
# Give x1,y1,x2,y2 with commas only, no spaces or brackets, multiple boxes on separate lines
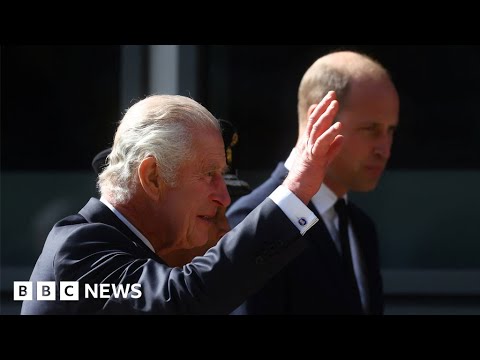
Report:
227,51,399,315
91,119,251,266
21,93,343,314
218,119,251,204
91,147,112,175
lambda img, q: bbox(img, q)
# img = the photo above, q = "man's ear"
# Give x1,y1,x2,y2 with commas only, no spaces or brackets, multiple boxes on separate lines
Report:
138,156,162,200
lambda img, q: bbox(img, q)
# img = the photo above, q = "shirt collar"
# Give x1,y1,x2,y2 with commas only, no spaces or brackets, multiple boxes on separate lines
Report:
99,197,156,253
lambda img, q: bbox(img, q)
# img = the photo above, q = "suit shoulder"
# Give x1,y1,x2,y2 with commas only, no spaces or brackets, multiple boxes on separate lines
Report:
54,221,142,264
53,221,153,282
57,221,137,255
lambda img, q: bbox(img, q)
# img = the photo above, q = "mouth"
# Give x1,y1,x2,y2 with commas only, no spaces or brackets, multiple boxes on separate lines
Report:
198,215,215,224
365,165,384,176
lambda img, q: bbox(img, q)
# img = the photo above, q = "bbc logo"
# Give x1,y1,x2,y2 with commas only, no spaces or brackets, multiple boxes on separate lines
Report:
14,281,143,301
14,281,79,301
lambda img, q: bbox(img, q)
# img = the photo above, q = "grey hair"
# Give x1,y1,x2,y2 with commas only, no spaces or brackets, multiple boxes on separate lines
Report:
297,51,391,127
98,94,220,204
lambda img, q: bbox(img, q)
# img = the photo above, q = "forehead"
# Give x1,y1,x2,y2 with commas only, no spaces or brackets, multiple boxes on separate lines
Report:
191,128,226,166
340,79,399,125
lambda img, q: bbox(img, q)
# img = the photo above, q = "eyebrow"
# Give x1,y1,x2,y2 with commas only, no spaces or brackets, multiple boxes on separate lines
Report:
200,162,230,174
358,120,398,127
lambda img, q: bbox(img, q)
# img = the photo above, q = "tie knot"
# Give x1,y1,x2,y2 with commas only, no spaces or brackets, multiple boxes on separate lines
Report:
334,198,347,215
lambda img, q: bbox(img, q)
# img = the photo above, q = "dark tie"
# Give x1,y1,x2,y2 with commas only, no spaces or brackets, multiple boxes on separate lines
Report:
334,198,362,308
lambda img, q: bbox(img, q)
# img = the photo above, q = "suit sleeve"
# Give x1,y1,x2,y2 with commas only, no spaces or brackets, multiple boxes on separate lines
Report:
231,269,289,314
55,198,308,314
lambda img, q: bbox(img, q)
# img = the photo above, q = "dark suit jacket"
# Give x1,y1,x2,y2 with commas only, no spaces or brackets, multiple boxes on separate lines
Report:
21,197,309,315
227,163,384,315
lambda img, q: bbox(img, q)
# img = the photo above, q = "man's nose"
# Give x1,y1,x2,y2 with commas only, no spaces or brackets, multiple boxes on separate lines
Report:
374,135,392,159
213,177,231,208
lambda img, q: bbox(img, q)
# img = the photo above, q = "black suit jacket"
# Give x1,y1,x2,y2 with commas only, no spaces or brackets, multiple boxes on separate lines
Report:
21,197,309,315
227,163,384,315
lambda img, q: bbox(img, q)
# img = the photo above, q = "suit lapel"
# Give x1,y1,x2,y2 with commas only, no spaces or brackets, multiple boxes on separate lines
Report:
348,203,376,313
271,163,366,313
306,201,344,273
308,198,365,313
348,204,372,269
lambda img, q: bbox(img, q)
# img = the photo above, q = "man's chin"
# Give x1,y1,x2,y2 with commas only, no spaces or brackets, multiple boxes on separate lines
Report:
353,181,380,193
188,236,209,249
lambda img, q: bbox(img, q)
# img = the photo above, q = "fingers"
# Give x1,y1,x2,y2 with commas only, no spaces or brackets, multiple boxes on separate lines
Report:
324,134,344,165
311,101,340,157
282,90,343,205
304,91,337,141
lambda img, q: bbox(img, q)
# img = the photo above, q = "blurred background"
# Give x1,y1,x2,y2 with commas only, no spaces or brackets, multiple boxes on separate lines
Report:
2,45,480,315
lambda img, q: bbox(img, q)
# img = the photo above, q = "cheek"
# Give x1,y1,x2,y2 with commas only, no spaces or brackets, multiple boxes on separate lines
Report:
218,216,230,232
342,136,371,157
331,142,365,173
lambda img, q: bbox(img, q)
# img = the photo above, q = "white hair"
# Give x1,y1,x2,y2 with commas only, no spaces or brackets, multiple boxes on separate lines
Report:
98,94,220,204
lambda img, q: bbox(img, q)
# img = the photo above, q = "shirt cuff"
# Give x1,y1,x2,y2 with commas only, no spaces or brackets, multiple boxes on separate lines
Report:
269,185,318,235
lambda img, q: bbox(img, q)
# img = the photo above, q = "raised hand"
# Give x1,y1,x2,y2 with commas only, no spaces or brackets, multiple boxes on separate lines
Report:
283,91,343,204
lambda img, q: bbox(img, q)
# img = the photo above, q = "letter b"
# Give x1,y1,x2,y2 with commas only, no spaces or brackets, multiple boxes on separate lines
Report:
37,281,56,301
13,281,32,301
